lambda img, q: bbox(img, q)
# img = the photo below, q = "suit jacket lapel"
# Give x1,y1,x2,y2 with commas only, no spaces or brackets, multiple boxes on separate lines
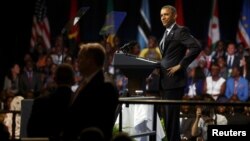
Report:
162,25,177,56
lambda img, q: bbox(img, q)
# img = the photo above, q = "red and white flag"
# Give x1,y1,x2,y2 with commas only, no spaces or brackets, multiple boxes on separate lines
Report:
208,0,220,48
30,0,51,49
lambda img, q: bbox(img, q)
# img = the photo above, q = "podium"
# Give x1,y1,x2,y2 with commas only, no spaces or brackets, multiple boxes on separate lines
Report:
113,52,159,95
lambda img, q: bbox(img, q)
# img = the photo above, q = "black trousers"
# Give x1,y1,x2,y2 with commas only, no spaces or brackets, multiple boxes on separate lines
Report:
161,87,184,141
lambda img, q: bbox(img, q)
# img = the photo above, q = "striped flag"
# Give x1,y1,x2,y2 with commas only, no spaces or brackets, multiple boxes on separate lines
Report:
175,0,185,26
68,0,79,41
30,0,51,49
236,0,250,48
208,0,220,48
137,0,151,49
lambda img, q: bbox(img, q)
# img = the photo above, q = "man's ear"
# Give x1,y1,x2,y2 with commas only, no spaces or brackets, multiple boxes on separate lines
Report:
174,14,177,20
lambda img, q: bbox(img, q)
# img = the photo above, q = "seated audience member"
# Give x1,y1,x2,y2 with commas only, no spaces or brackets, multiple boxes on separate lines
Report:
216,56,228,79
139,36,161,61
215,102,231,118
184,66,205,98
179,97,196,140
2,63,21,98
225,66,248,102
191,96,227,141
19,60,42,98
27,63,75,140
211,40,225,61
225,42,241,76
202,63,226,101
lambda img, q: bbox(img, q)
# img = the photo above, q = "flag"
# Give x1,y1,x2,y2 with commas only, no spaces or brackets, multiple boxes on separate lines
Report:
30,0,51,49
99,11,126,36
137,0,151,49
100,0,115,47
100,0,126,47
107,0,114,15
99,0,115,35
207,0,220,48
175,0,185,26
68,0,79,41
236,0,250,48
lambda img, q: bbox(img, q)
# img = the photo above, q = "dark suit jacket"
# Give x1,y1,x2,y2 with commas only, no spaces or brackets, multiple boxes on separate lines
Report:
27,86,73,139
225,55,241,68
63,70,119,141
19,71,42,97
160,24,201,89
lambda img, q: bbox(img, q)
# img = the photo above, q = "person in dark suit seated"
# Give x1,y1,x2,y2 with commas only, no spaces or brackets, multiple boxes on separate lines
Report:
158,5,202,141
62,43,119,141
225,42,241,76
27,63,75,140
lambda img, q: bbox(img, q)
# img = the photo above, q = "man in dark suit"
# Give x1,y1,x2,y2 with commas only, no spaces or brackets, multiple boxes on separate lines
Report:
159,5,202,141
225,42,241,77
19,60,42,98
63,43,119,141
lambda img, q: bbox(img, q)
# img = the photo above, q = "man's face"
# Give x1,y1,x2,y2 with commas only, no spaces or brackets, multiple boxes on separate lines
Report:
231,67,239,77
210,65,220,76
160,8,176,28
227,44,236,55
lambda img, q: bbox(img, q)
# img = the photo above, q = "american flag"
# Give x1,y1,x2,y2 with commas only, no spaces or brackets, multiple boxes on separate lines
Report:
30,0,51,49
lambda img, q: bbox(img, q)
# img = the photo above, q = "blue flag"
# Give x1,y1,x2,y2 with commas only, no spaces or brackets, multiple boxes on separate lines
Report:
236,0,250,48
137,0,151,49
99,11,127,35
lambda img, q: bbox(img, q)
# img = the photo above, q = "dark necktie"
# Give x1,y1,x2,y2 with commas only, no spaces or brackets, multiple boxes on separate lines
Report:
228,56,232,67
160,29,168,52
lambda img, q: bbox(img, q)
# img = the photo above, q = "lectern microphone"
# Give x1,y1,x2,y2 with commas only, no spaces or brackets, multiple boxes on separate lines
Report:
120,41,137,53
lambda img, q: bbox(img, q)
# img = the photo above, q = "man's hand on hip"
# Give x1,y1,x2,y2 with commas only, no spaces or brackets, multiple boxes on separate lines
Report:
167,64,181,76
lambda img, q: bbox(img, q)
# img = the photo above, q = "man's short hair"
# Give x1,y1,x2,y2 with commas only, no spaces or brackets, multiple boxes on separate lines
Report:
161,5,176,14
79,43,106,68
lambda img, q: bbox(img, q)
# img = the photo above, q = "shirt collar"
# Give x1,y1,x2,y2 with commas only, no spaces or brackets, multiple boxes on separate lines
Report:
166,22,176,33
